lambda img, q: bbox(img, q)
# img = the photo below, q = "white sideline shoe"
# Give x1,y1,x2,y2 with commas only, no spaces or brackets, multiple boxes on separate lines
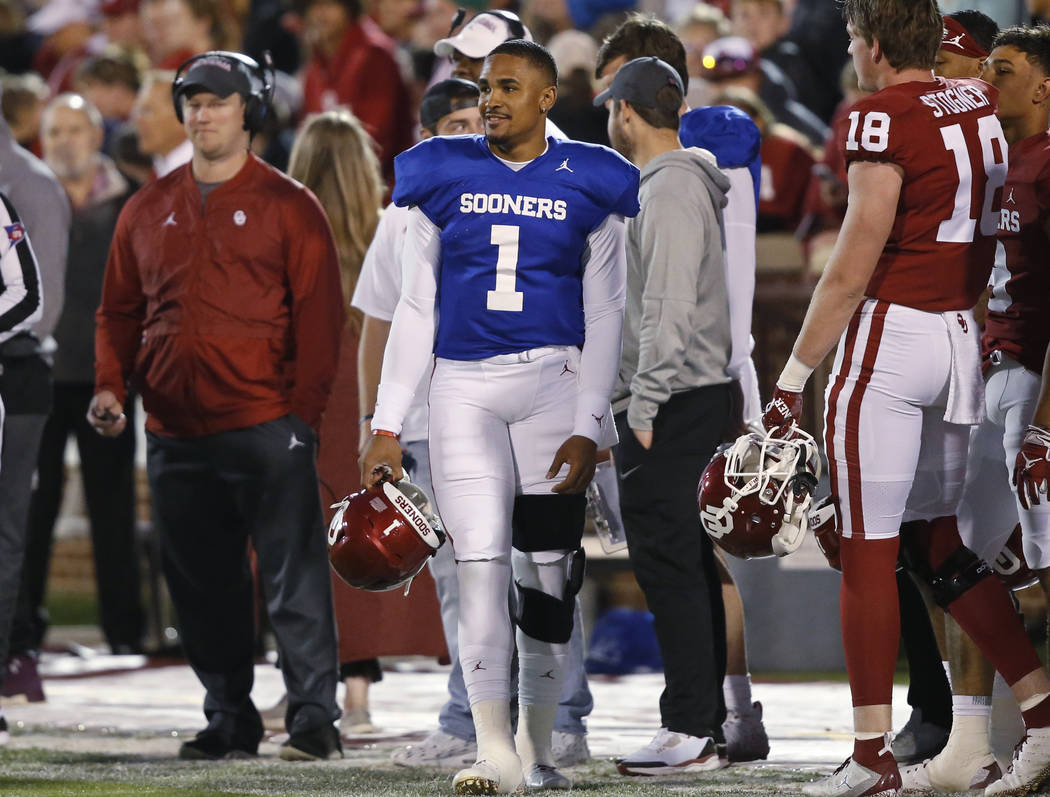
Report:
523,764,571,790
453,750,524,795
985,727,1050,795
615,728,724,776
392,729,477,769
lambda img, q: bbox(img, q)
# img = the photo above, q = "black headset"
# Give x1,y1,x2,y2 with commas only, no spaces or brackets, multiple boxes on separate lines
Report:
447,8,528,44
171,50,275,135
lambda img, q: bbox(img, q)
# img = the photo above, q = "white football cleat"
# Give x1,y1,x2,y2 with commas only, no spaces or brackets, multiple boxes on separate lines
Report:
523,763,571,790
898,760,933,794
985,727,1050,796
453,750,524,795
615,728,724,776
392,729,477,769
801,755,901,796
926,749,1001,792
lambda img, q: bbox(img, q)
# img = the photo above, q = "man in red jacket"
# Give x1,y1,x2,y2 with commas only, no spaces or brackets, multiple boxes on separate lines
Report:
299,0,413,185
89,52,345,762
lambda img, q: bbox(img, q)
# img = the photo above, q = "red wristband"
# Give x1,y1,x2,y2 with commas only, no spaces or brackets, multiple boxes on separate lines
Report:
373,429,399,440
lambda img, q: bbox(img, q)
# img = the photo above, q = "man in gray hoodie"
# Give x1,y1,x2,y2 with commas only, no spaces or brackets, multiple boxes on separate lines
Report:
597,56,735,776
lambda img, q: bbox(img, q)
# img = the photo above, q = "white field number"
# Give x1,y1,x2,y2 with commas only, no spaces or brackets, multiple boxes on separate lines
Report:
486,224,524,312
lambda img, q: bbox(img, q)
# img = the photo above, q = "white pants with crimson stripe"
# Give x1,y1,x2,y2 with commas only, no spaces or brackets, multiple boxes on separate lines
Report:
958,356,1050,569
823,299,972,539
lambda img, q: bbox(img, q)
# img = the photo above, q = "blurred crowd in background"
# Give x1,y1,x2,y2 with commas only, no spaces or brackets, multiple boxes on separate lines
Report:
0,0,1038,271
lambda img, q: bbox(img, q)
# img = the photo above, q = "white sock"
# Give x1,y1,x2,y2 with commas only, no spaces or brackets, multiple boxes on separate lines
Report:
515,703,556,770
855,731,885,741
952,694,993,717
724,674,753,714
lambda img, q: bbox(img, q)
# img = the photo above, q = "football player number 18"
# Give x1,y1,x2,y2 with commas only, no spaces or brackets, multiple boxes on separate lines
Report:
487,224,524,312
845,110,1007,244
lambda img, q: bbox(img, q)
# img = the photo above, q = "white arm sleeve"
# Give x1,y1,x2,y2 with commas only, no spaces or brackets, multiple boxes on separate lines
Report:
723,167,763,422
371,207,440,435
575,214,627,443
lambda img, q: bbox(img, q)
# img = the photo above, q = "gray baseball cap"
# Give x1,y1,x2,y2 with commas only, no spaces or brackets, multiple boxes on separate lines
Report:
593,56,684,109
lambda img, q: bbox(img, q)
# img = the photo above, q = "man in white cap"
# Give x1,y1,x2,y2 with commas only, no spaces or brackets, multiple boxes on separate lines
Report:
434,9,533,82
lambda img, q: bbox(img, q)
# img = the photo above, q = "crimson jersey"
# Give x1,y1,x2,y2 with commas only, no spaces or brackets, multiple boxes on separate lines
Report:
837,77,1006,312
982,132,1050,374
759,132,816,232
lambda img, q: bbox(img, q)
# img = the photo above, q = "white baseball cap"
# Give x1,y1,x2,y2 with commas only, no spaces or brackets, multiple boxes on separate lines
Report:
434,11,532,59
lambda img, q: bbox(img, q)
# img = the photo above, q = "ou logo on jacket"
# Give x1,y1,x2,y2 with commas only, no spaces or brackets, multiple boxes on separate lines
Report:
233,210,247,226
700,506,733,538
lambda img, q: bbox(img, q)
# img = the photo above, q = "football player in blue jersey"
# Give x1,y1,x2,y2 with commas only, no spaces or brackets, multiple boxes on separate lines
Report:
361,39,640,794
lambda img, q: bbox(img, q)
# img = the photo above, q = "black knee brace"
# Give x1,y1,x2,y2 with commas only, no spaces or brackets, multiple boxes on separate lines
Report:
928,547,994,609
513,548,586,644
512,493,586,552
900,530,994,610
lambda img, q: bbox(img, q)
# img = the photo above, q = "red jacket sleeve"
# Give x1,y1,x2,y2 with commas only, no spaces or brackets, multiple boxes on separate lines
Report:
284,189,346,429
340,49,413,179
95,203,145,404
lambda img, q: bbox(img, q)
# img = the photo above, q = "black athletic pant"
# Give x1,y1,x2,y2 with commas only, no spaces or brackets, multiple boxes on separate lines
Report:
12,383,143,655
147,414,339,740
614,383,732,741
898,566,952,728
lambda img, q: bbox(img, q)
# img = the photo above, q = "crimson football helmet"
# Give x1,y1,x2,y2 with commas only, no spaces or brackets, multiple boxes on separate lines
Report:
327,478,446,592
697,428,821,559
993,524,1038,592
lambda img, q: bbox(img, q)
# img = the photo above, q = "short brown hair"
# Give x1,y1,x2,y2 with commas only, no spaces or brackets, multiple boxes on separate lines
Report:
76,48,147,93
596,13,688,92
615,89,681,133
841,0,941,71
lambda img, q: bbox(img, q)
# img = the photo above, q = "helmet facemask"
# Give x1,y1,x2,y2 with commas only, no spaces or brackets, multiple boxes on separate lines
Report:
716,428,821,557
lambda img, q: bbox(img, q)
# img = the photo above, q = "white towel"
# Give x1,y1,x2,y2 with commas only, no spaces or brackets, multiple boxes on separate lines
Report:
942,309,985,426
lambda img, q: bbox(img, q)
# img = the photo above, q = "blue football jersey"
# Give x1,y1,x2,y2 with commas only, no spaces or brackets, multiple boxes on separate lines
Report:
393,135,639,360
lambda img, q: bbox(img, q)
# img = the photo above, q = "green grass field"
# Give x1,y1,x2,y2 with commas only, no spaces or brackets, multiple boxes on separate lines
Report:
0,743,823,797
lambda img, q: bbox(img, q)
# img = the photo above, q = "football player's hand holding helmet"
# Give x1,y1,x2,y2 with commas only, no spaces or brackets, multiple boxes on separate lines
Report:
359,430,404,488
1014,424,1050,509
761,386,804,436
697,426,820,559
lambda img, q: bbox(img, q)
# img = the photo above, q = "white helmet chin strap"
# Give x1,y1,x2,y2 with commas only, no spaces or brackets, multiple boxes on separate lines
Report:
723,427,821,558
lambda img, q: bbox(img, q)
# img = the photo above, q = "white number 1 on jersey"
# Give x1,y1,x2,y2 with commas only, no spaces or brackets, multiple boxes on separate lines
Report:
487,224,524,312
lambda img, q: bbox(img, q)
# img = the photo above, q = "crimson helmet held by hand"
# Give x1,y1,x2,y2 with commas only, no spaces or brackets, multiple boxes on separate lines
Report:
697,428,821,559
327,478,446,592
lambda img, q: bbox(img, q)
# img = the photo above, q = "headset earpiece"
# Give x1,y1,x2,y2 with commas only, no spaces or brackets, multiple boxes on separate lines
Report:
170,50,273,134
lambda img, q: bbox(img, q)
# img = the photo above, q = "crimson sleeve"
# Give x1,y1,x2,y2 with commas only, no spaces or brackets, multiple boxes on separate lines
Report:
285,189,346,429
94,203,145,404
346,49,412,173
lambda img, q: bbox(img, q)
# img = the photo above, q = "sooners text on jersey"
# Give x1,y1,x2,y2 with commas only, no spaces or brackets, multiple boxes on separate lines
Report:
983,131,1050,374
836,77,1006,312
392,135,639,360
